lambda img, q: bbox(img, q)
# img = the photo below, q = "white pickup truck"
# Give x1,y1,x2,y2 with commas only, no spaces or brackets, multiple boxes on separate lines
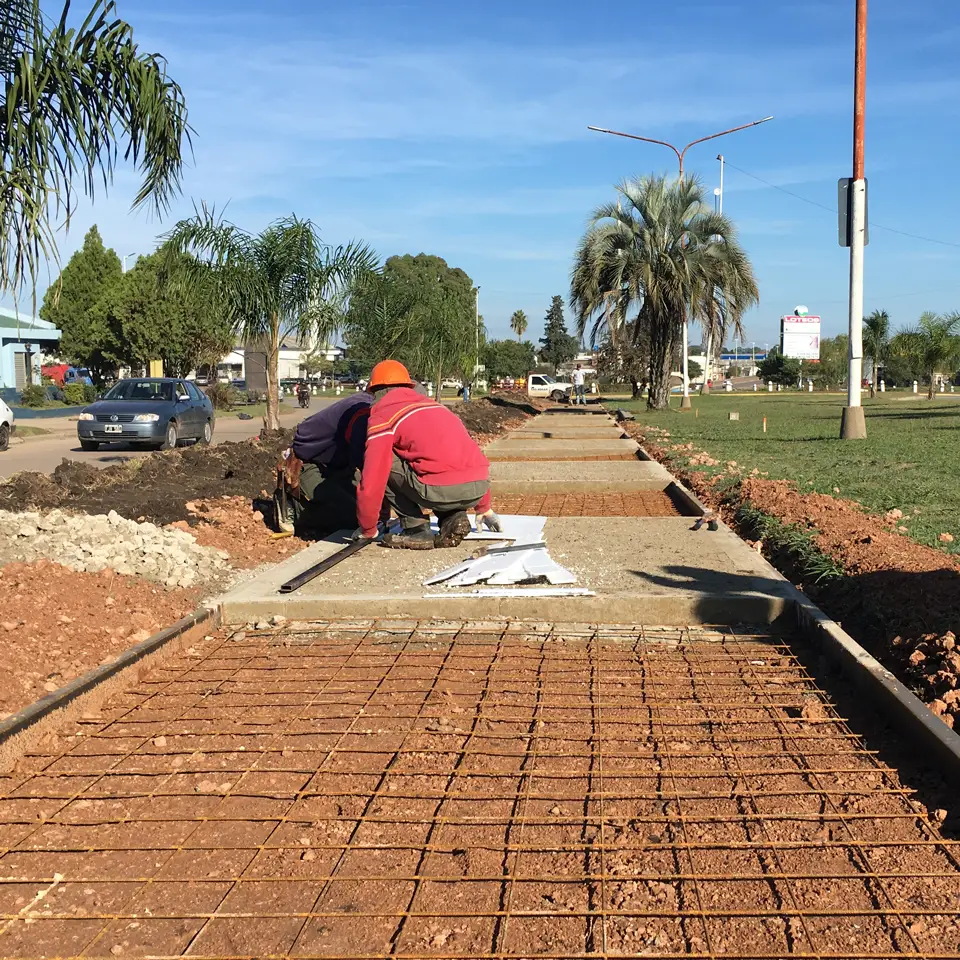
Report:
526,373,573,402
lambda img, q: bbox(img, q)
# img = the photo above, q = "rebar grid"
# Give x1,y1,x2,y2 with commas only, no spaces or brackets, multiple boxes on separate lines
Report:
1,619,959,959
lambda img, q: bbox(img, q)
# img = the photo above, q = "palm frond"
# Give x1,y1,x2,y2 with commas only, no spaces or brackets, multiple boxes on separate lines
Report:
0,0,191,297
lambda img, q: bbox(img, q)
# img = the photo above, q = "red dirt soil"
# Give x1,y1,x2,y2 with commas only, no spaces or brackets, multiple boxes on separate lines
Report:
496,492,682,516
627,423,960,730
168,497,305,569
0,562,199,720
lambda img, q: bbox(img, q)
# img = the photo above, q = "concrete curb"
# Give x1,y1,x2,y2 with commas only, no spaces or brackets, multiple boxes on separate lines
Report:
792,596,960,782
614,409,960,779
0,605,218,770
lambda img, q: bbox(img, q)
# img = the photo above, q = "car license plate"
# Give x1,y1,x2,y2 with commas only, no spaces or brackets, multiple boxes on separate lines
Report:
103,424,123,434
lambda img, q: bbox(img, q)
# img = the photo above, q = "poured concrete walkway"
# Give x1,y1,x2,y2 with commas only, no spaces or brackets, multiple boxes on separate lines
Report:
220,409,796,625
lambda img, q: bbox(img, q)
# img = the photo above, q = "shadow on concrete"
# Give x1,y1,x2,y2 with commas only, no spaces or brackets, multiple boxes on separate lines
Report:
629,563,786,597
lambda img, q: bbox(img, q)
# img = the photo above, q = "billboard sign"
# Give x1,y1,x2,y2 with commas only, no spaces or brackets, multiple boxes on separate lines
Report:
780,315,821,361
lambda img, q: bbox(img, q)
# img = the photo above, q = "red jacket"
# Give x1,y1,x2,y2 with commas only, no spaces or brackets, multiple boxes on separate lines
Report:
357,387,491,534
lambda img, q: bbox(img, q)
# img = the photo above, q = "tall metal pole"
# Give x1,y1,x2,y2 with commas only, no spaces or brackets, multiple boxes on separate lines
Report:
588,117,772,411
717,154,724,214
841,0,868,439
474,286,480,396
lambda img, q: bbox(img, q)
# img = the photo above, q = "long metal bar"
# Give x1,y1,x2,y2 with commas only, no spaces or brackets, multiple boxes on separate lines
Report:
278,535,378,594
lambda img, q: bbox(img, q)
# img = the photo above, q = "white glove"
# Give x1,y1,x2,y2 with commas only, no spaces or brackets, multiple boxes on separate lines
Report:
477,510,502,533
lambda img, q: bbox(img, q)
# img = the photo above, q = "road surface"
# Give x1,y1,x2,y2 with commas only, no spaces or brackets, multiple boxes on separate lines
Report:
0,406,329,480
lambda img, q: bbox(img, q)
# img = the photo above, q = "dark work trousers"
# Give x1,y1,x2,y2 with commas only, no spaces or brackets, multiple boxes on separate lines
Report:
293,462,359,536
385,455,489,531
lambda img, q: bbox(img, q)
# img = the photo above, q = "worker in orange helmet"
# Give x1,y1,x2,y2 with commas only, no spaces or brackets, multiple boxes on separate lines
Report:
352,359,501,549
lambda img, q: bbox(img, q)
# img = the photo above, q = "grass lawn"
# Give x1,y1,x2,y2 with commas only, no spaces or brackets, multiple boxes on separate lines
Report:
618,392,960,553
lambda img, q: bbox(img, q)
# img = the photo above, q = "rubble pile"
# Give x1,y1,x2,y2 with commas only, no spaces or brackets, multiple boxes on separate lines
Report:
0,508,229,588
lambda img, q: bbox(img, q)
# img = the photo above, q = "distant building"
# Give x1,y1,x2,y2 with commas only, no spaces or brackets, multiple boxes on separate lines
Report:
215,338,345,384
0,307,62,390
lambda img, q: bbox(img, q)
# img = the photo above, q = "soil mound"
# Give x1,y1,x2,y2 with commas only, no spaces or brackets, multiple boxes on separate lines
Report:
0,431,291,525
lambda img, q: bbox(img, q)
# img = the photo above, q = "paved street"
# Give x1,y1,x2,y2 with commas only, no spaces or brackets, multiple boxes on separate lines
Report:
0,405,330,480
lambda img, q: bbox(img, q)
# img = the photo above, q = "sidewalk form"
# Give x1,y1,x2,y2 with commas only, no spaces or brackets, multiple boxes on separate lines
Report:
218,409,795,625
204,406,960,780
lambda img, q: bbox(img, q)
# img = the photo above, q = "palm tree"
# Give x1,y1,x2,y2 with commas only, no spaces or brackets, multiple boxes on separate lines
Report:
0,0,191,298
509,309,528,340
165,206,376,429
571,175,758,410
891,311,960,400
862,309,891,397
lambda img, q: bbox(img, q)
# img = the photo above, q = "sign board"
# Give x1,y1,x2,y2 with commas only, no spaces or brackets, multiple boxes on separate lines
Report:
780,315,821,361
838,178,869,247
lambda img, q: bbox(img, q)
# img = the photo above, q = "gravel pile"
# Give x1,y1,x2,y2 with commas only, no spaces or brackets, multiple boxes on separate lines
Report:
0,509,230,588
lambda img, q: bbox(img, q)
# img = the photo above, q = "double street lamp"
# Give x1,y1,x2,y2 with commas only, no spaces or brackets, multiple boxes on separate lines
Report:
587,116,773,408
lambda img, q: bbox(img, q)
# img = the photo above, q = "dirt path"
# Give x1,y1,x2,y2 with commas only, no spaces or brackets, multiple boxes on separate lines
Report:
2,620,958,958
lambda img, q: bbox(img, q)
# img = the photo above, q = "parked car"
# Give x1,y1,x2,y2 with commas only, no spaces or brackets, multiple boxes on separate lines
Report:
0,397,15,451
77,377,215,451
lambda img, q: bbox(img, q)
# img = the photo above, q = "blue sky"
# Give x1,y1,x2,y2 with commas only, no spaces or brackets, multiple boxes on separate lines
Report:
34,0,960,346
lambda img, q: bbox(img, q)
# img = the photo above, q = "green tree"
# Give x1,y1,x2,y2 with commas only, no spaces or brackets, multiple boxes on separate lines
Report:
344,253,478,386
483,339,535,381
539,295,577,373
99,249,233,376
597,318,649,398
687,359,703,381
862,309,891,397
0,0,190,299
891,311,960,399
757,347,801,387
39,224,121,378
807,335,848,390
164,207,376,429
509,309,528,340
571,175,758,410
879,352,921,388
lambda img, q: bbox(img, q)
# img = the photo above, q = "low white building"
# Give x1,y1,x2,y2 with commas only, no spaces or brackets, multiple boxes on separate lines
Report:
215,341,344,383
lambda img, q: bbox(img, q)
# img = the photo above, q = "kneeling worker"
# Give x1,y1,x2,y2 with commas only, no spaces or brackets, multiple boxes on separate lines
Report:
278,388,373,535
354,360,501,549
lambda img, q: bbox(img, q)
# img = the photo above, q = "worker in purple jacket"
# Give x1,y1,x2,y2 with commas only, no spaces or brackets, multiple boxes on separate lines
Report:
276,390,374,535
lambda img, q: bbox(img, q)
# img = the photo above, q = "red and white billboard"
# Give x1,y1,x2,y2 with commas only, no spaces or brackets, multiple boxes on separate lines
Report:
780,315,821,361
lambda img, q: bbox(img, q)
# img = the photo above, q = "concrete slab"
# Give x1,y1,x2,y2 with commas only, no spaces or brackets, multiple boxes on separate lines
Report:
510,426,627,440
485,438,640,460
218,517,794,626
491,459,673,493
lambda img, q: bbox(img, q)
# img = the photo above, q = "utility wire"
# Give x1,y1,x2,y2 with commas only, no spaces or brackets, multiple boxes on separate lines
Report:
722,160,960,250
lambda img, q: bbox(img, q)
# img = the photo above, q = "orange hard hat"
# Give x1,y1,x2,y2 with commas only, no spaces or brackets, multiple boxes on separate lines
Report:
369,359,414,389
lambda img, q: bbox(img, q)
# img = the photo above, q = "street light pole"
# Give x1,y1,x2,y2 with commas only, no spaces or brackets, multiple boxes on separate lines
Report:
841,0,868,439
588,116,772,410
122,252,139,273
474,286,480,400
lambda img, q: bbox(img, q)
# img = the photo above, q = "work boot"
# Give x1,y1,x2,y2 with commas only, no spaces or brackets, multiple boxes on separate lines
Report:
382,523,436,550
435,510,472,548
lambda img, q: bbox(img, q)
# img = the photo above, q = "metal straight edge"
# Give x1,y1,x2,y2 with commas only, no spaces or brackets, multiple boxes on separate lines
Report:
791,593,960,784
0,606,218,746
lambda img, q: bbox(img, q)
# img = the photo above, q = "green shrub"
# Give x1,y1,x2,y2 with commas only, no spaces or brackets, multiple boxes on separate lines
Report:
19,384,47,407
83,384,97,403
206,381,235,410
63,382,87,406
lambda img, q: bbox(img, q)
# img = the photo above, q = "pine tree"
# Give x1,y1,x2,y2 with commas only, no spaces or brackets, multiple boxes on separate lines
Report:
40,225,122,376
538,295,578,373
